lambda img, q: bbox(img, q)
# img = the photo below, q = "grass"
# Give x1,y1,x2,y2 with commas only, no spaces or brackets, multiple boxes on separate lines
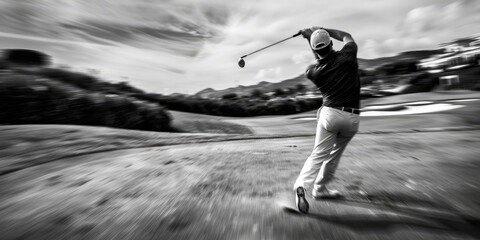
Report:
1,130,480,239
0,124,256,175
169,110,253,134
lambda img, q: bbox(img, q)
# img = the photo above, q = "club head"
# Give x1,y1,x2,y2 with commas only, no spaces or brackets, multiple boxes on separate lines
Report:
238,58,245,68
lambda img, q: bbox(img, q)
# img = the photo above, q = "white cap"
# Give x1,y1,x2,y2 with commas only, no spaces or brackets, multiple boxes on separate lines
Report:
310,29,331,50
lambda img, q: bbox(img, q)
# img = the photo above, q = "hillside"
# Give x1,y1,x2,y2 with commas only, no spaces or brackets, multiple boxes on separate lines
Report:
0,49,172,132
358,49,445,69
194,48,448,99
194,75,315,99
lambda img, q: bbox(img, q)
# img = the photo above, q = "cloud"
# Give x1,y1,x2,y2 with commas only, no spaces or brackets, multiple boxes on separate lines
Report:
2,0,479,93
361,0,480,57
398,0,480,37
362,39,381,59
255,67,283,80
398,3,460,36
292,50,313,64
386,37,433,49
361,36,436,59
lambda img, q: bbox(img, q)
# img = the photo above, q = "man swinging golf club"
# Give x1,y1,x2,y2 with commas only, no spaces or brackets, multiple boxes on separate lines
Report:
294,27,361,214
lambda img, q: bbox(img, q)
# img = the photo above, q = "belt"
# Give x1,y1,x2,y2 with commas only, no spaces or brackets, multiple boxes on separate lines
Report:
333,106,360,115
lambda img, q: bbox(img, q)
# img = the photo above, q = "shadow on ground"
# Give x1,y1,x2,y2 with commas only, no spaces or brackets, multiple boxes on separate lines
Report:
284,191,480,239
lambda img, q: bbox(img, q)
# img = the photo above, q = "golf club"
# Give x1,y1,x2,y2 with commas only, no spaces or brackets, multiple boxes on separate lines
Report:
238,31,301,68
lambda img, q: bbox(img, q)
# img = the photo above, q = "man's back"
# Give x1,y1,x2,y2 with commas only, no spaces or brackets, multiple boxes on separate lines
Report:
305,41,361,109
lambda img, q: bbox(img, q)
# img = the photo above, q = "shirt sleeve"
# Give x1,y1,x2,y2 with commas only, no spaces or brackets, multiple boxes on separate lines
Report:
340,41,358,61
305,63,317,80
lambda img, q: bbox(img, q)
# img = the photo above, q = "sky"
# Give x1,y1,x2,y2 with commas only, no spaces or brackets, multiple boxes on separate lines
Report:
0,0,479,94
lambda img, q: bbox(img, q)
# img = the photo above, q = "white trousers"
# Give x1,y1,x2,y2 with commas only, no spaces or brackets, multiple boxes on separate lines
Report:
294,106,359,192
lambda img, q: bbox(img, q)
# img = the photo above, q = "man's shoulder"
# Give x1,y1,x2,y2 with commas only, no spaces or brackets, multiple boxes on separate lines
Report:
339,42,358,60
341,41,357,52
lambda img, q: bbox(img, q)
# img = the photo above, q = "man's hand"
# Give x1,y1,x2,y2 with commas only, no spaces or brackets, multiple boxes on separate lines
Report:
299,28,313,39
299,26,322,39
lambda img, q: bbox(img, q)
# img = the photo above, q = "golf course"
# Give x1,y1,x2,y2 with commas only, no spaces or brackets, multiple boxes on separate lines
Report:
1,90,479,240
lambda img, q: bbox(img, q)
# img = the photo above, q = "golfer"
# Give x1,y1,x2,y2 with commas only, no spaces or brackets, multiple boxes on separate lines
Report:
294,27,360,213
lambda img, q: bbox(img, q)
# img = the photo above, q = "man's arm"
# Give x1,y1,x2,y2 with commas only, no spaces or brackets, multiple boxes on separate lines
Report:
300,27,355,44
299,27,322,60
299,27,356,59
324,28,358,59
322,28,355,44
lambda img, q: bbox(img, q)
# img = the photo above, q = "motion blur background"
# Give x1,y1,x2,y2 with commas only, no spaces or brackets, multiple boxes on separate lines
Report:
2,1,480,240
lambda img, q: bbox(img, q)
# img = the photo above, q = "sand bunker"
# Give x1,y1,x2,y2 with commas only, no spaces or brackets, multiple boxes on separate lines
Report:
360,103,464,117
294,100,473,120
446,99,480,103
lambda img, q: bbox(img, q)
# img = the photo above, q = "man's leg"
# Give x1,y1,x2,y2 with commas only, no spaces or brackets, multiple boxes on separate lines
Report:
294,123,337,213
294,124,337,191
312,109,359,196
312,134,353,191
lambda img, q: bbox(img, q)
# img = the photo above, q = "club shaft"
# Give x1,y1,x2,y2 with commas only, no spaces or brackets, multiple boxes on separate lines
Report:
241,33,300,59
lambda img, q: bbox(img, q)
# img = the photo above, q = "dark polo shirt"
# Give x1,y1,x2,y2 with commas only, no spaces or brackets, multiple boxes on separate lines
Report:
305,42,360,109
